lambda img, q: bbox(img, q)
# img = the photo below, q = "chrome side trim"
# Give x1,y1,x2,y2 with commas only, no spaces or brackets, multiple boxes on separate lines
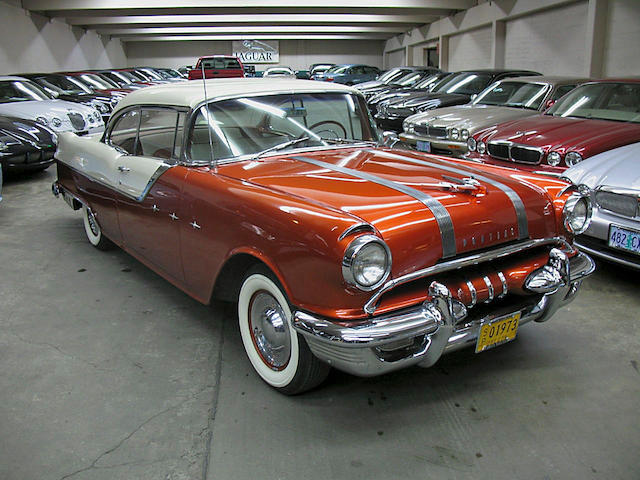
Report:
369,150,530,240
466,280,477,307
364,236,574,315
292,155,457,257
338,223,376,242
136,163,171,202
497,271,508,298
483,276,494,303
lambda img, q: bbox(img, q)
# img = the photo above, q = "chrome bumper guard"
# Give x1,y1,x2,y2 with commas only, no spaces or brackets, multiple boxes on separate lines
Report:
292,250,595,377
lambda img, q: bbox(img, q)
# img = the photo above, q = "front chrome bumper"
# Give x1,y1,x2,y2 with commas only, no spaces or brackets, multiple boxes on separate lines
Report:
292,250,595,377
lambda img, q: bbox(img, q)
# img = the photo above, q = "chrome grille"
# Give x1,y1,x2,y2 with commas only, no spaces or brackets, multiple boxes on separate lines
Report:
67,113,86,131
488,142,542,164
387,107,414,117
595,191,639,217
415,125,447,138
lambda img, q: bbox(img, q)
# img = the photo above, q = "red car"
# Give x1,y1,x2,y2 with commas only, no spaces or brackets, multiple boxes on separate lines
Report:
466,79,640,173
188,55,245,80
61,71,134,98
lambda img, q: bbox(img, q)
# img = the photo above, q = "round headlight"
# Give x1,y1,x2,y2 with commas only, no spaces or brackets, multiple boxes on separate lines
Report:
477,141,486,154
342,235,391,291
547,151,561,166
35,116,49,126
0,140,7,151
565,151,583,167
449,128,459,140
403,121,414,134
563,193,592,235
51,117,63,128
467,137,477,152
461,129,469,141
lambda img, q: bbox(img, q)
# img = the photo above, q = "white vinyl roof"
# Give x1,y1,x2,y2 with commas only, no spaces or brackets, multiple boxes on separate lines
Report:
113,78,359,113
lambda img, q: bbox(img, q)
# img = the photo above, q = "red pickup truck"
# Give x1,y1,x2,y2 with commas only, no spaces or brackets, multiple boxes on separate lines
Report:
188,56,245,80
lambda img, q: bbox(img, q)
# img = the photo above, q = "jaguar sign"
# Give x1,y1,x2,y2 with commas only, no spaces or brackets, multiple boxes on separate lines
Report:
232,40,279,64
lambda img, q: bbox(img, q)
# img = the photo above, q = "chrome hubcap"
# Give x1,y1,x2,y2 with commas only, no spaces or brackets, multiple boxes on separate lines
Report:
87,210,99,236
249,290,291,370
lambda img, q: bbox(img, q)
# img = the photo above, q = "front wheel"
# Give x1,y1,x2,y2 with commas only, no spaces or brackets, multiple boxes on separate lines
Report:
238,266,330,394
82,205,113,250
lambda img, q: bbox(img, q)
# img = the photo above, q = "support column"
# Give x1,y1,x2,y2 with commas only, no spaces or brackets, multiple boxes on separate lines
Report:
406,45,415,66
585,0,608,77
438,35,449,71
491,20,506,69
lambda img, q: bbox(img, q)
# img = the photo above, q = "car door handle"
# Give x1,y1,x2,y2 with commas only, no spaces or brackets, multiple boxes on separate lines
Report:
117,165,130,172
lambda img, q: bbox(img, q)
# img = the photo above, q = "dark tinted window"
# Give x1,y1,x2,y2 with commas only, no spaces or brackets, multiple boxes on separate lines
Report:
550,84,577,102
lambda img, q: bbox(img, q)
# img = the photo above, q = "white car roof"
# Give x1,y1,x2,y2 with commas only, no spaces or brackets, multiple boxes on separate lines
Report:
113,78,359,114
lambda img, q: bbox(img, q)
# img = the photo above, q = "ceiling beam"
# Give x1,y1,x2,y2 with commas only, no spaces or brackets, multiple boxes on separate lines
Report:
118,34,393,42
98,25,412,36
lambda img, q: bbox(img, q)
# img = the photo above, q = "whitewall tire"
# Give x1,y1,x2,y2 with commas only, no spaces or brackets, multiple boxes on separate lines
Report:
238,266,330,394
82,205,113,250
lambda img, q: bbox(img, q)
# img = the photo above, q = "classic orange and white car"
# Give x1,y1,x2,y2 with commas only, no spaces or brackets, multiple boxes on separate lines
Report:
52,79,595,394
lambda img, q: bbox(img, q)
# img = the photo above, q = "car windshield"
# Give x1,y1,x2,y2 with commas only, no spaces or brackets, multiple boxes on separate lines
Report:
432,72,494,95
78,74,117,90
102,71,133,85
413,73,449,90
187,92,378,162
158,68,182,79
474,81,550,110
377,69,408,83
37,75,91,94
395,72,424,86
266,68,293,75
327,66,350,75
545,82,640,123
141,69,163,80
0,80,52,103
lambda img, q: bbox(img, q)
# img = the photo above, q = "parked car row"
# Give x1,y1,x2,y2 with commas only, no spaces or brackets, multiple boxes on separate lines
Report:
0,67,186,173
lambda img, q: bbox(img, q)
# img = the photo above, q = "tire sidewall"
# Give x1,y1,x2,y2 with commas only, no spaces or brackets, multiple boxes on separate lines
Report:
82,205,102,247
238,272,300,388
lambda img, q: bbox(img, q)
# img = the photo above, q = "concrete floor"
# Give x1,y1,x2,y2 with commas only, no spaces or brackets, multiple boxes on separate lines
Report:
1,167,638,480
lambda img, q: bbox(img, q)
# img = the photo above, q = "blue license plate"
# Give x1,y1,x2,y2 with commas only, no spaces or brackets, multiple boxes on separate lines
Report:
608,224,640,255
416,140,431,153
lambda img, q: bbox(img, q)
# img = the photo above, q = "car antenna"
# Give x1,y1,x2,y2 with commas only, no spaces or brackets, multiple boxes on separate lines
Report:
201,59,217,173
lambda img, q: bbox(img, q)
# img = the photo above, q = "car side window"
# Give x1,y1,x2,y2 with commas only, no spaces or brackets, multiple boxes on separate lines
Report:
137,108,180,162
551,85,576,102
108,109,140,154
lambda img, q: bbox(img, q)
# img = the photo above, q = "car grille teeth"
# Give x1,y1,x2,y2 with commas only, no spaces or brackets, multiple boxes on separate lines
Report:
414,125,447,138
488,142,542,164
595,191,639,217
67,113,86,131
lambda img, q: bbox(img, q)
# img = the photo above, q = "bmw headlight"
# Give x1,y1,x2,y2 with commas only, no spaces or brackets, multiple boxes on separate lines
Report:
449,128,459,140
565,151,583,167
547,151,561,166
562,192,592,235
36,116,49,126
342,235,392,291
477,141,486,154
461,129,469,141
467,137,477,152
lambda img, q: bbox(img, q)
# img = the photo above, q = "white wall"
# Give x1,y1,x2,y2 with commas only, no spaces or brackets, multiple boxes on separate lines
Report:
448,26,492,71
504,1,588,75
384,49,405,69
0,0,126,74
126,39,385,71
603,0,640,76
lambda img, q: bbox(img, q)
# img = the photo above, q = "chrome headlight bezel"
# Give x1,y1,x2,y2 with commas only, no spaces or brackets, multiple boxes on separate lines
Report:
461,129,469,141
565,151,583,167
403,121,415,134
547,151,561,166
562,191,593,235
449,128,459,140
477,140,486,154
467,137,477,152
342,235,392,291
35,116,49,126
51,117,63,128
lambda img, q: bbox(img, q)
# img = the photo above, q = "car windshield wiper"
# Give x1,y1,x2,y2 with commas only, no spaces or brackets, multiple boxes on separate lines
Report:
252,136,310,159
319,137,378,146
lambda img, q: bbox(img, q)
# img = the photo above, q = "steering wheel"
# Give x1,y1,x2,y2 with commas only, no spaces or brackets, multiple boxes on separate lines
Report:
309,120,348,139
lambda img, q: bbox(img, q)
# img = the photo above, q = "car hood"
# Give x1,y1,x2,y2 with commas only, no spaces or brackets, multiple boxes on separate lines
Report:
221,147,558,272
406,105,538,134
563,142,640,189
479,115,640,155
0,99,96,118
0,116,55,145
386,92,471,110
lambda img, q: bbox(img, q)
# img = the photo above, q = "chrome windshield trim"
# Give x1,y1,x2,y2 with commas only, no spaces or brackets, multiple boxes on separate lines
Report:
370,149,530,240
364,236,573,315
292,155,457,257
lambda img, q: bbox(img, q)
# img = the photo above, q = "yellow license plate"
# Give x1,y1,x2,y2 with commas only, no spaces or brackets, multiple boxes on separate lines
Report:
475,311,521,353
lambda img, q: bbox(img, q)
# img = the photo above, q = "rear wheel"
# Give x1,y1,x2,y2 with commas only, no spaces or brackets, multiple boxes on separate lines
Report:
238,266,330,394
82,205,114,250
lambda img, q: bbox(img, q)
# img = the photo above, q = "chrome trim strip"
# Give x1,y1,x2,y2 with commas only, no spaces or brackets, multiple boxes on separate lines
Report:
338,223,376,242
364,236,574,315
497,271,508,298
136,163,171,202
466,280,477,307
292,155,457,257
370,150,530,240
483,276,494,303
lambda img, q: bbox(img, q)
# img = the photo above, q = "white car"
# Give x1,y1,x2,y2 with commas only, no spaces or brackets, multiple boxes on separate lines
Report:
262,67,297,79
0,76,104,136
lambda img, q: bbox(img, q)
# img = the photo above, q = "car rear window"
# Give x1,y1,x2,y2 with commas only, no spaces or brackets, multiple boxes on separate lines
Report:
201,58,242,70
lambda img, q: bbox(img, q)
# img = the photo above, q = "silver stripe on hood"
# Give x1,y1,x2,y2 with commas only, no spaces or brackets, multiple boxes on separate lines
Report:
371,150,529,239
292,155,456,258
